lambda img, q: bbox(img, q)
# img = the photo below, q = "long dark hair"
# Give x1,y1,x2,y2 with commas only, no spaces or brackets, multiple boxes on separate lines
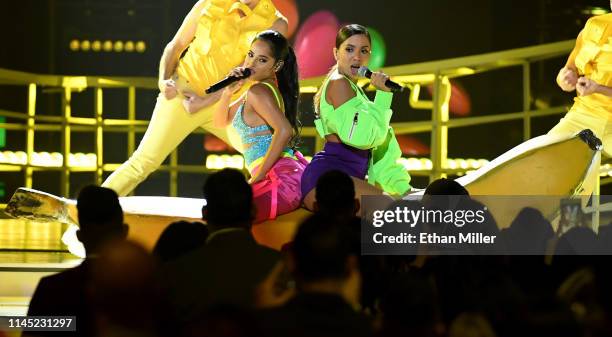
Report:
313,24,371,115
254,30,301,148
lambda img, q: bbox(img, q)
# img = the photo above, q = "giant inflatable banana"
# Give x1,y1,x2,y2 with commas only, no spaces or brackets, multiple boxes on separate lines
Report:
4,130,602,253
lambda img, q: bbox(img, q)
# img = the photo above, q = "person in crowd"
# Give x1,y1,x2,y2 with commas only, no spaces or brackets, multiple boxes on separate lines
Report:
258,214,372,337
26,186,128,337
159,169,279,334
424,178,469,196
89,240,159,337
152,220,208,263
313,169,360,223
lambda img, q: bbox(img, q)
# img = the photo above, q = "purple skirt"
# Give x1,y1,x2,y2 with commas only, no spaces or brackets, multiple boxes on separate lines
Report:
300,142,370,198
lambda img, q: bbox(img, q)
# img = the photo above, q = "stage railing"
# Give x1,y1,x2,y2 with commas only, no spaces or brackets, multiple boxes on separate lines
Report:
303,39,576,180
0,40,576,197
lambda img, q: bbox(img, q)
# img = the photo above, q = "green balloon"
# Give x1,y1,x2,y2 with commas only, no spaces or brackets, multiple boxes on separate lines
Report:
367,27,386,70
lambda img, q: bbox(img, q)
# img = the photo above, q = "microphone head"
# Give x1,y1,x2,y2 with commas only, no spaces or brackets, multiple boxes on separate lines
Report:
241,68,252,78
357,66,370,78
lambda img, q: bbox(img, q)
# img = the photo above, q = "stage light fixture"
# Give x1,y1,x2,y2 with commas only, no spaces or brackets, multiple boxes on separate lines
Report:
397,157,490,172
80,40,91,52
0,151,97,168
103,40,113,52
136,41,146,53
69,39,79,51
124,40,135,52
92,40,101,52
582,6,609,15
205,154,244,170
69,39,146,53
113,41,124,52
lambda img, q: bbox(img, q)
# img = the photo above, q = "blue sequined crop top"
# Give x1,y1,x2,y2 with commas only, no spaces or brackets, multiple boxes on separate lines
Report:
231,82,293,170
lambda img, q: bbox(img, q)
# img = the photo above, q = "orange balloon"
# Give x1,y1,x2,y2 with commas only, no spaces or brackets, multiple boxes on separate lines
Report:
203,134,237,153
395,135,430,156
448,82,471,117
272,0,299,38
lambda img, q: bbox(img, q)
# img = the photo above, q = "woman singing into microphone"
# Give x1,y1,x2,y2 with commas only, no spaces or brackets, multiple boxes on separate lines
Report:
102,0,288,196
301,24,412,211
186,30,306,223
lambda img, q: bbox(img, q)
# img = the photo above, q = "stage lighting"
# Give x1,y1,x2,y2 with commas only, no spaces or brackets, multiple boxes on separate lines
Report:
15,152,27,164
582,7,609,15
136,41,146,53
51,152,63,166
92,40,101,52
103,40,113,52
0,151,97,168
205,154,244,170
124,41,135,52
398,158,422,170
478,159,489,168
113,41,124,52
80,40,91,52
205,155,222,170
4,151,18,165
69,39,146,54
69,39,79,51
39,152,53,166
457,159,469,170
398,157,491,172
466,158,479,169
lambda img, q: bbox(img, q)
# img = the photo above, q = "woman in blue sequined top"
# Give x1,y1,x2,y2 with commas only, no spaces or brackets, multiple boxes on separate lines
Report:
187,30,306,223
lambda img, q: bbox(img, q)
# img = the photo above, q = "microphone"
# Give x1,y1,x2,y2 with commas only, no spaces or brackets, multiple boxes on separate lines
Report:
358,66,403,92
205,68,252,94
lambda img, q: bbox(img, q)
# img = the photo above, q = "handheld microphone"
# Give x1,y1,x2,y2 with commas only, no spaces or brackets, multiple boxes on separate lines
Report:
205,68,252,94
358,66,403,92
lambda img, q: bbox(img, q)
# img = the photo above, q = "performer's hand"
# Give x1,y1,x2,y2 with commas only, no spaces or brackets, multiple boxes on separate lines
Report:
370,71,391,92
248,174,264,184
229,66,250,78
183,91,223,113
223,79,245,97
557,67,578,92
222,67,248,96
159,78,178,100
182,92,203,113
576,76,599,96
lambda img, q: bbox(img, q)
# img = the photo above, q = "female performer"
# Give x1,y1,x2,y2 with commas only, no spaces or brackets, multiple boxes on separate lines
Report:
102,0,288,196
186,30,306,223
301,24,412,210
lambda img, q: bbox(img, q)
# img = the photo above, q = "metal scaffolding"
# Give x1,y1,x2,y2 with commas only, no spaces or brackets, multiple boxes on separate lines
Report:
0,40,577,197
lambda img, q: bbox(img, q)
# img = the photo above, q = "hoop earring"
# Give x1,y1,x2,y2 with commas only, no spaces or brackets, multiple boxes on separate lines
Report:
274,61,284,72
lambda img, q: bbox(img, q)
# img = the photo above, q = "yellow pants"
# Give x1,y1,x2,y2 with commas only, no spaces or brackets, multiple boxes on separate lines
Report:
547,105,612,157
547,105,611,197
102,93,238,196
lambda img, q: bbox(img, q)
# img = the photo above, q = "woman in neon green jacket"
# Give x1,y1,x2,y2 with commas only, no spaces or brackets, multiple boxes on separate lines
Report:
301,24,412,210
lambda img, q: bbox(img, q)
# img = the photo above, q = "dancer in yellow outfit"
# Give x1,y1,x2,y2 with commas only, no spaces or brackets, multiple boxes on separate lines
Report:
549,11,612,157
102,0,287,196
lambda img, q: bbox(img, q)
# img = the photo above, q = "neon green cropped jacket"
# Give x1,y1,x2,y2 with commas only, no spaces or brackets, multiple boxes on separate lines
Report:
314,74,411,195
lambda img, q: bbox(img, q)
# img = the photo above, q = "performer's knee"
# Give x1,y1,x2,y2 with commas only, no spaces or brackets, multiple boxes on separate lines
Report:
124,151,164,180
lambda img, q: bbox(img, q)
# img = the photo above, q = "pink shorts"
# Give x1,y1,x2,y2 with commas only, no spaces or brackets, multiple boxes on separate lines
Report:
251,151,308,223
